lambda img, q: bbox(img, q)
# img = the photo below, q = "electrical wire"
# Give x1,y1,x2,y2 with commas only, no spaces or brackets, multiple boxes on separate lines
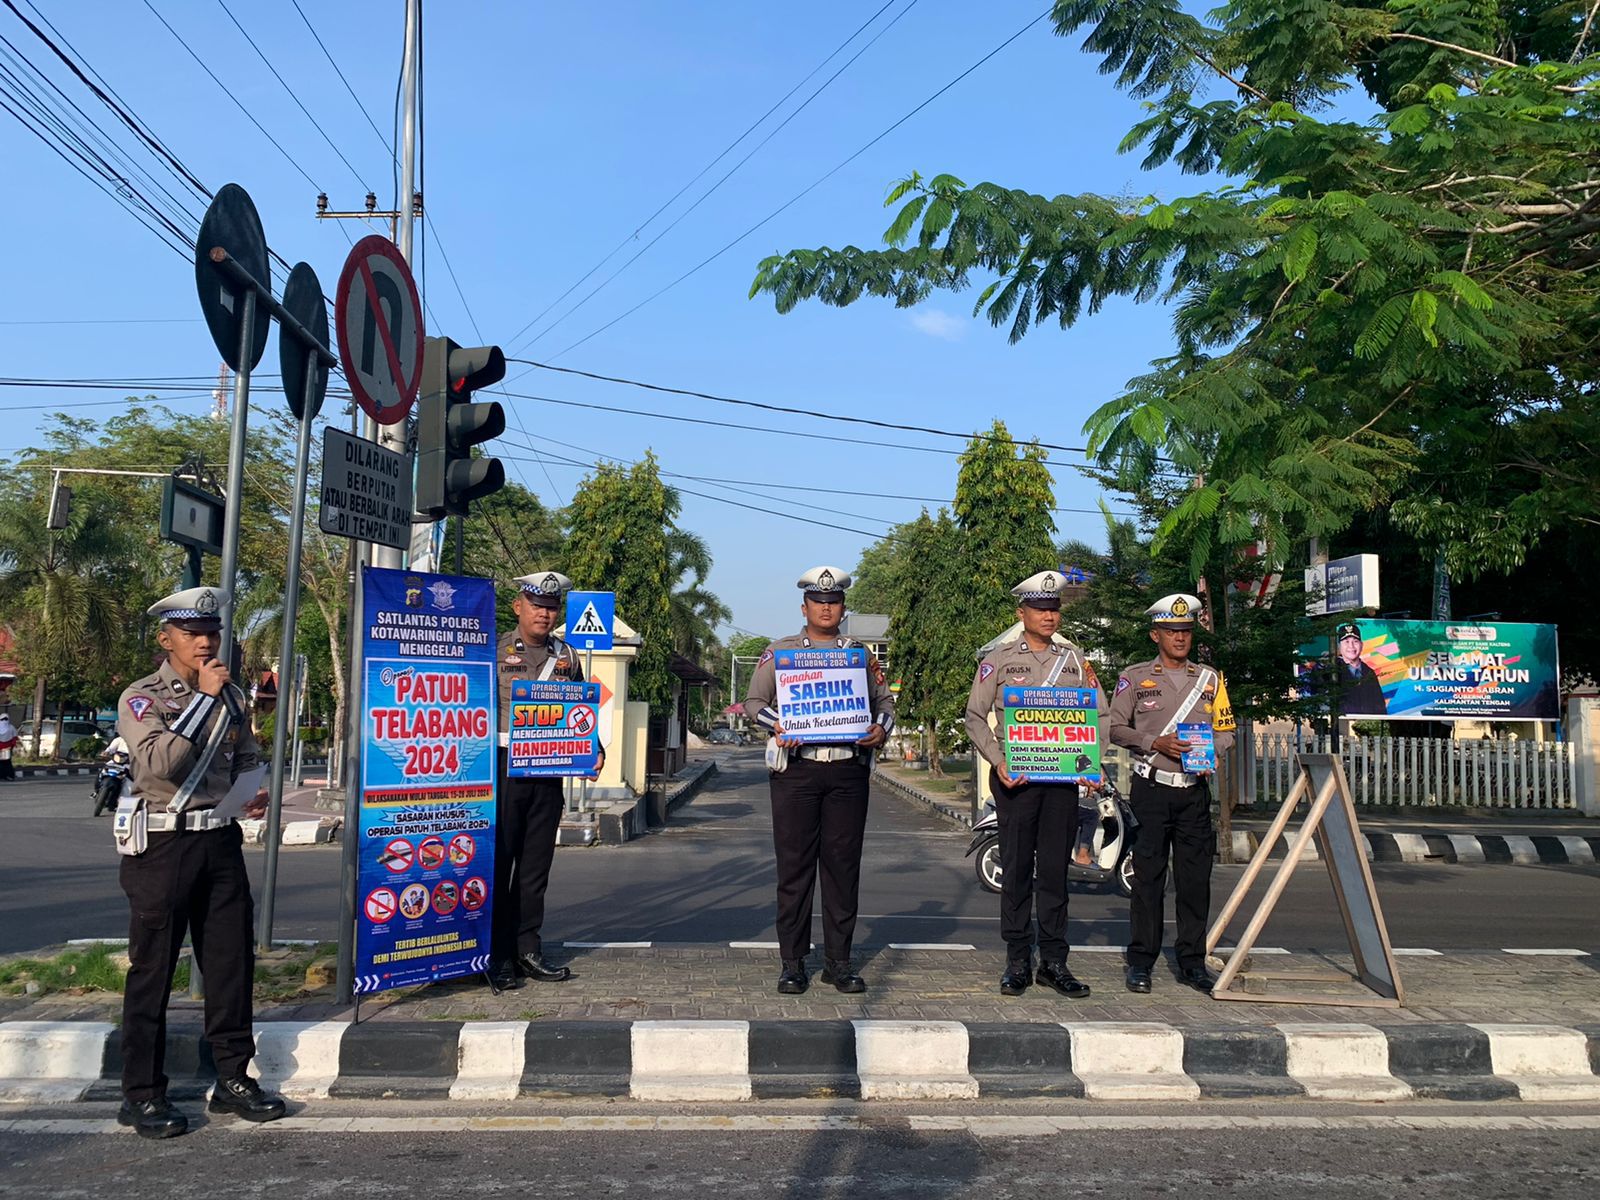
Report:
510,358,1099,455
288,0,396,172
502,0,908,351
508,0,922,354
214,0,374,192
542,7,1053,363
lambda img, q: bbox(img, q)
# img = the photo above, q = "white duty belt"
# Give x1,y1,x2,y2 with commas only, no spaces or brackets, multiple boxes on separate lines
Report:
795,745,861,762
1133,665,1216,789
146,808,233,832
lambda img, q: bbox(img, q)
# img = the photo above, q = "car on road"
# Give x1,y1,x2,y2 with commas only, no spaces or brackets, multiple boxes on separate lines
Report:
14,720,107,759
706,727,747,746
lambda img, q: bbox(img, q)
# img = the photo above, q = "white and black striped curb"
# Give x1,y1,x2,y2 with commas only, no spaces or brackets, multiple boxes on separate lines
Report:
1229,829,1600,866
11,765,98,778
4,1020,1598,1105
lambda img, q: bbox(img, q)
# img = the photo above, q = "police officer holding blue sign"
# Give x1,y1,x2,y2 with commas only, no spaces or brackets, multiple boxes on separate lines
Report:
964,572,1104,998
489,571,602,991
113,587,285,1138
743,566,895,995
1107,593,1234,994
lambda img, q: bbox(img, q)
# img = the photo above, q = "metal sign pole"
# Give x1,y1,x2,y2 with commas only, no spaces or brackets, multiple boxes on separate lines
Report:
582,645,594,814
256,378,316,950
215,290,255,653
335,550,367,1006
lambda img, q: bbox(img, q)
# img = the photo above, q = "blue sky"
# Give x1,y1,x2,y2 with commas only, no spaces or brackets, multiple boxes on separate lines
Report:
0,0,1212,638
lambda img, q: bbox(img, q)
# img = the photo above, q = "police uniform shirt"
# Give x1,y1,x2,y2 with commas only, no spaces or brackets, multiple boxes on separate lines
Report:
742,631,895,739
964,638,1106,770
497,629,583,746
117,660,259,809
1106,657,1235,773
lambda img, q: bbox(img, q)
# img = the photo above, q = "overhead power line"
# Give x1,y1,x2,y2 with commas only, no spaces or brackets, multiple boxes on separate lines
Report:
502,0,909,352
539,7,1054,363
214,0,373,193
508,0,922,355
288,0,397,171
510,357,1097,456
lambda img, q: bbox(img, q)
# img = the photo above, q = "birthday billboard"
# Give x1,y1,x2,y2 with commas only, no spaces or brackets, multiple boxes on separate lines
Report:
1299,620,1560,722
355,567,498,993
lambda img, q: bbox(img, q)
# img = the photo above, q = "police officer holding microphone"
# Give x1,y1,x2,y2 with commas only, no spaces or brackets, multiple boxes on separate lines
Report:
1107,593,1234,994
113,587,285,1138
744,566,894,995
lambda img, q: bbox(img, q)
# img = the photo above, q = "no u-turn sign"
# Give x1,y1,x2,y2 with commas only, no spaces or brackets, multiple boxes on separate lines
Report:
335,235,424,426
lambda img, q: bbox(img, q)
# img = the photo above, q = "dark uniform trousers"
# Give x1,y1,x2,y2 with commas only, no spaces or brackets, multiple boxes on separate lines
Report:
1126,776,1216,971
769,756,870,963
492,750,565,961
992,773,1074,965
119,824,255,1103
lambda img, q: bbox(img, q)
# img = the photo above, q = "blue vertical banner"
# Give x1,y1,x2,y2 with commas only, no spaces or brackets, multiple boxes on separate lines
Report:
355,567,497,994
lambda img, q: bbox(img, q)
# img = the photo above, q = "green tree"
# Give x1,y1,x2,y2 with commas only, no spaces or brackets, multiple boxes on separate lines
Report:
563,453,677,715
0,486,137,756
667,528,731,660
752,1,1600,588
881,509,972,775
953,420,1057,633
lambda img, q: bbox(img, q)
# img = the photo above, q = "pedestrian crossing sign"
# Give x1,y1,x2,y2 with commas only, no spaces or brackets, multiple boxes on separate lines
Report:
564,590,615,650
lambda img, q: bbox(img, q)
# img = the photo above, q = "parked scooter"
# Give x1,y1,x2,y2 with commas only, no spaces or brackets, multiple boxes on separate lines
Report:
92,748,130,817
966,778,1139,896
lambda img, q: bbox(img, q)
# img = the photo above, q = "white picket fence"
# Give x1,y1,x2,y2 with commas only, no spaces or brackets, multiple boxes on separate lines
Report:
1251,732,1577,809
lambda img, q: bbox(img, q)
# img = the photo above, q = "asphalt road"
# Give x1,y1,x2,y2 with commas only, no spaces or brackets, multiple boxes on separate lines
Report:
3,750,1597,955
2,1099,1597,1198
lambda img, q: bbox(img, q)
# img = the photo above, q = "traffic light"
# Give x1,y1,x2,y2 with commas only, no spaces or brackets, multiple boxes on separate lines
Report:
416,336,507,519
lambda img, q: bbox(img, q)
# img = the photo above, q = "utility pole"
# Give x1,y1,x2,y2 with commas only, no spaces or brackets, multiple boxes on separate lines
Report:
371,0,421,571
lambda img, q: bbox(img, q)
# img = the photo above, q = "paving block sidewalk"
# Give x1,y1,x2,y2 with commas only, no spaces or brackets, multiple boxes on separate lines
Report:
4,945,1597,1027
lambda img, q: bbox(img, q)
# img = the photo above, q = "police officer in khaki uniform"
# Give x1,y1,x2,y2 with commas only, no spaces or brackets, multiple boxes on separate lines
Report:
114,587,285,1138
1107,593,1235,994
488,571,602,991
965,571,1104,998
743,566,894,995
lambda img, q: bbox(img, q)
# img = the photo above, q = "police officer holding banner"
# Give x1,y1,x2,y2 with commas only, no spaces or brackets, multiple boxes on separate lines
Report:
743,567,895,995
113,587,285,1138
1107,593,1234,994
488,571,602,992
965,572,1103,998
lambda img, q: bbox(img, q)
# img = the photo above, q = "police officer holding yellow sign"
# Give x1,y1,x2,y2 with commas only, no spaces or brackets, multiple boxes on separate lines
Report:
1107,592,1234,994
964,571,1104,998
113,587,285,1138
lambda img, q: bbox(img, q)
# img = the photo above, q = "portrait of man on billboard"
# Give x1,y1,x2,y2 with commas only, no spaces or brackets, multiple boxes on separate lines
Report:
1334,623,1388,716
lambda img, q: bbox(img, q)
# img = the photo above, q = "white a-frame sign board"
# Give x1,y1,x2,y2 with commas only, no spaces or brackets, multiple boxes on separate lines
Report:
1206,753,1404,1008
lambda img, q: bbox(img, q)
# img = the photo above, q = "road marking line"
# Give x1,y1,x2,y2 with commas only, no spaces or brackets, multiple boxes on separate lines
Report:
1503,948,1590,956
1393,948,1444,955
885,944,977,951
9,1115,1599,1136
562,942,653,949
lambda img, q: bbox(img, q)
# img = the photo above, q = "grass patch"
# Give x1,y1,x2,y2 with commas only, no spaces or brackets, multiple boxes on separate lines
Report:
0,940,339,1001
0,944,127,995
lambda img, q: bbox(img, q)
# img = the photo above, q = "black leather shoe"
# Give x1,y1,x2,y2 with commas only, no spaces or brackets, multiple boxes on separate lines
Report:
487,960,523,991
1125,966,1153,993
1178,965,1215,993
516,953,572,983
1036,960,1091,998
820,959,866,994
208,1076,286,1123
118,1097,188,1139
777,959,809,994
999,963,1032,996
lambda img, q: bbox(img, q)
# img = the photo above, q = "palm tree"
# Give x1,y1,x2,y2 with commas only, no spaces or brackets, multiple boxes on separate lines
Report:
666,528,730,660
0,489,136,758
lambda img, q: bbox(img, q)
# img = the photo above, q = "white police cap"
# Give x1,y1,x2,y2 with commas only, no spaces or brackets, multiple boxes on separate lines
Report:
797,565,851,598
1011,570,1065,609
147,586,227,626
513,571,573,608
1146,592,1203,628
